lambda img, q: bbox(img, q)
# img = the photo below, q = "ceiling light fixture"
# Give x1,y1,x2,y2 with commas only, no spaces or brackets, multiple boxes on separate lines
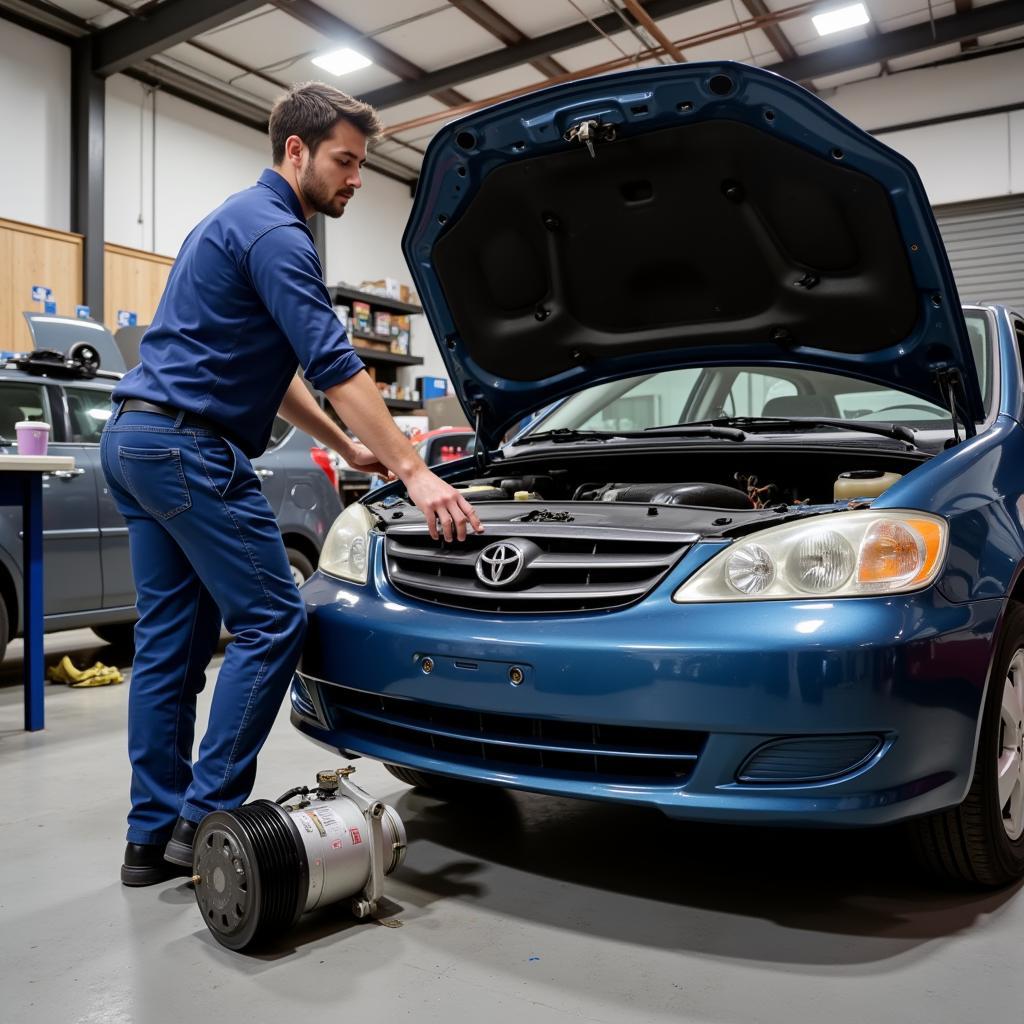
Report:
812,3,870,36
312,47,373,76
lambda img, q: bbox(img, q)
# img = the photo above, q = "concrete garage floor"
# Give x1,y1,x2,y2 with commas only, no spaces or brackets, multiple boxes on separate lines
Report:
2,631,1023,1024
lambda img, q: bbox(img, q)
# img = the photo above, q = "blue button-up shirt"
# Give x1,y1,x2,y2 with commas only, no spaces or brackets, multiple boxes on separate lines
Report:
113,168,364,457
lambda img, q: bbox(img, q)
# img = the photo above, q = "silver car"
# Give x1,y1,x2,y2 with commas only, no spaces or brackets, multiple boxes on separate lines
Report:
0,365,341,659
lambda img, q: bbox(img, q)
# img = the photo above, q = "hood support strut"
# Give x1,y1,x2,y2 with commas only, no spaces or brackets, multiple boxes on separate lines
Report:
935,366,976,443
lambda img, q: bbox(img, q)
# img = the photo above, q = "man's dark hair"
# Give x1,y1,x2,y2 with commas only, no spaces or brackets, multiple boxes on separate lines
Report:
269,82,383,164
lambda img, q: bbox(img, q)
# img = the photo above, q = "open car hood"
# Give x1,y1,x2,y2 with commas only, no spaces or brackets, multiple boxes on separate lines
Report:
403,62,982,449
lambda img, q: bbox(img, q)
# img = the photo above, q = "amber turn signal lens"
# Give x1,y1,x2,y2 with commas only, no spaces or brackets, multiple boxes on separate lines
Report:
857,518,943,585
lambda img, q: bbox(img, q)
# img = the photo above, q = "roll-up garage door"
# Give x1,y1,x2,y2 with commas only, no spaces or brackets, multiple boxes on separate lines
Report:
933,195,1024,314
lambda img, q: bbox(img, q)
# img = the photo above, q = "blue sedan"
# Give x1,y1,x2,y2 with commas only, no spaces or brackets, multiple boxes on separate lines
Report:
292,61,1024,886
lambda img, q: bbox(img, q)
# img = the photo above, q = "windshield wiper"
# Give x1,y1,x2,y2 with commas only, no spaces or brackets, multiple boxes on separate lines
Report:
659,416,917,446
516,424,746,446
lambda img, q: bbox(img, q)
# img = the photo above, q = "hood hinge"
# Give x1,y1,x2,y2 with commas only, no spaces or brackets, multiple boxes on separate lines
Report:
933,365,976,443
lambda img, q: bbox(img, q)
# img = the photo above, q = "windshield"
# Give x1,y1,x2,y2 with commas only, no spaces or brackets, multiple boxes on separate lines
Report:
530,311,992,436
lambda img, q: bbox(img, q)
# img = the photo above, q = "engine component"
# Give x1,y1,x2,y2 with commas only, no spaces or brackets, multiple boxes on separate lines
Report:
581,482,753,509
734,473,778,509
456,485,507,501
834,470,902,500
192,767,406,951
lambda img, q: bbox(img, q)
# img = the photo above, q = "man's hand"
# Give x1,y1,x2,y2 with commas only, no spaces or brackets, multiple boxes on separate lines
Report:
344,441,393,479
405,466,484,542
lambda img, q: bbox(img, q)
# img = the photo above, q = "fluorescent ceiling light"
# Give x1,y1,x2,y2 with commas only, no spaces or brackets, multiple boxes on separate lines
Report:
812,3,870,36
312,47,372,76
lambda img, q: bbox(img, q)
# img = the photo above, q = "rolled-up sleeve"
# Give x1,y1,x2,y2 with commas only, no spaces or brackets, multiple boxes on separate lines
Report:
244,224,365,392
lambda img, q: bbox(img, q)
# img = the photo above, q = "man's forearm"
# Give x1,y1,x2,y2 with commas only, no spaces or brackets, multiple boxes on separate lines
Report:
324,372,426,480
277,374,356,457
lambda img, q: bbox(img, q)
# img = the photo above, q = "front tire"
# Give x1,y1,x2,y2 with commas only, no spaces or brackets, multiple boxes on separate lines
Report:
910,601,1024,886
286,547,315,587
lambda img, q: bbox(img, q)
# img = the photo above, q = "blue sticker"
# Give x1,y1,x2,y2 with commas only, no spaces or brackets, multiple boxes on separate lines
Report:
116,310,138,328
31,285,51,302
75,305,91,319
43,300,57,315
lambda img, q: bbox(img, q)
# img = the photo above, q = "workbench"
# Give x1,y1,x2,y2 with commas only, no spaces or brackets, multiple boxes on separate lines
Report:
0,454,76,730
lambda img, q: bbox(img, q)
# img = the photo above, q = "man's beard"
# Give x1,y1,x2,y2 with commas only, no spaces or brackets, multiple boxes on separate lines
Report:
299,162,352,218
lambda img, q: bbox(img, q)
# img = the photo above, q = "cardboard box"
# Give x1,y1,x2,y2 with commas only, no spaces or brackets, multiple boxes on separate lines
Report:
417,376,448,400
373,311,392,337
360,278,401,299
353,301,371,333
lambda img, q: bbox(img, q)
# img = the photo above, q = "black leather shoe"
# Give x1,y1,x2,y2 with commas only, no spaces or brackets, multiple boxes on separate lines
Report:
164,816,199,868
122,842,181,886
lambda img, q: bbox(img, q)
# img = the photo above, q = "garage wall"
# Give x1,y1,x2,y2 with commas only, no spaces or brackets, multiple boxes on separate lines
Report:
826,47,1024,205
0,20,71,232
104,75,269,257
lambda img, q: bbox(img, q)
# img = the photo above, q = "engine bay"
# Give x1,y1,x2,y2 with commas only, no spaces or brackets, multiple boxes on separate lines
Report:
372,445,931,538
444,446,927,510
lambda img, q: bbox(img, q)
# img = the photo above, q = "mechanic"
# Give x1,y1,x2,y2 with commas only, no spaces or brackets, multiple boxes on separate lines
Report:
101,82,484,887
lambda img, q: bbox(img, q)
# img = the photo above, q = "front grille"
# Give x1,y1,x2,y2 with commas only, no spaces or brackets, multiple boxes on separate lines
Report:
321,684,706,786
384,524,691,613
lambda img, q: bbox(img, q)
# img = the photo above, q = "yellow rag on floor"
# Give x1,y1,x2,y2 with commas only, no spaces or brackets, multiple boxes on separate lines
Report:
47,655,124,688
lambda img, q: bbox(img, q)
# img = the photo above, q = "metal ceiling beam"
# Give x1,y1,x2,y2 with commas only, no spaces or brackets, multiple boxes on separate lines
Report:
622,0,685,61
740,0,796,61
0,0,86,40
92,0,266,77
955,0,978,50
447,0,567,78
767,0,1024,83
359,0,717,110
274,0,471,107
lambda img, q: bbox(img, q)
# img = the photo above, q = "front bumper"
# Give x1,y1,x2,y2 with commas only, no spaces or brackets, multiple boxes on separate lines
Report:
293,541,1001,827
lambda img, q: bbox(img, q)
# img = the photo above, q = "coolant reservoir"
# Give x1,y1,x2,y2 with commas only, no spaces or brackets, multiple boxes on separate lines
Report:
834,470,902,500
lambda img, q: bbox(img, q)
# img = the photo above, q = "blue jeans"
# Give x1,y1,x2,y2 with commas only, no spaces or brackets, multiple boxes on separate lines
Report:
100,406,307,844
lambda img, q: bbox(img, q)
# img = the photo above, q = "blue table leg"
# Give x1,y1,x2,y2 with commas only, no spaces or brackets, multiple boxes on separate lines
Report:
22,474,43,731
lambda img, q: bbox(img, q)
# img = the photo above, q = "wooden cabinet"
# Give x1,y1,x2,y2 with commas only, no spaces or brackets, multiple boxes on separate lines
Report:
0,218,83,351
103,243,174,330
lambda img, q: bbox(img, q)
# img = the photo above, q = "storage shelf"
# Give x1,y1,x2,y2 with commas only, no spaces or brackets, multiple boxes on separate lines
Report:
352,343,423,367
332,284,422,316
383,398,423,411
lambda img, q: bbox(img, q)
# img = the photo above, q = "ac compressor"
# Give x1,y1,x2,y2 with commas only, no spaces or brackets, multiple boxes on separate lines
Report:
192,766,407,951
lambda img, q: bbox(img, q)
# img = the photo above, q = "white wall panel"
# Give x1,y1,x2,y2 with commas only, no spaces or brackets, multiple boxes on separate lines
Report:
0,21,70,231
878,114,1011,206
827,47,1024,131
1011,110,1024,196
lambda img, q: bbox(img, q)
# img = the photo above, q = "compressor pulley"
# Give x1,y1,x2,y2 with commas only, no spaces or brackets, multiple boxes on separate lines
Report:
192,767,406,951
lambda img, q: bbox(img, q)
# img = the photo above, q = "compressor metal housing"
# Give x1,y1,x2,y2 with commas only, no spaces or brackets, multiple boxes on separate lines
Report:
193,767,406,951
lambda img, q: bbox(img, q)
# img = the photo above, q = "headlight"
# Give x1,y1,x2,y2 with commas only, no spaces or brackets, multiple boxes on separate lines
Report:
318,502,373,584
674,511,947,602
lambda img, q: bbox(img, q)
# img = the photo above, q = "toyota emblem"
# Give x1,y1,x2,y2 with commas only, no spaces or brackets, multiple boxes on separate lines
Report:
475,541,526,587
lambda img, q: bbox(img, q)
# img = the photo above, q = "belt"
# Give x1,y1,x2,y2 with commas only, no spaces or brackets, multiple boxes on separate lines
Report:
121,399,179,417
120,399,224,437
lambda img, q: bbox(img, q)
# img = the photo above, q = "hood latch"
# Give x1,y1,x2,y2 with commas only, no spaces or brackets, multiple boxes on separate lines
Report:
563,119,617,158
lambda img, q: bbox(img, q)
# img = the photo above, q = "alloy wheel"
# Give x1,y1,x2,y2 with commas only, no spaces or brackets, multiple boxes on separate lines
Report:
998,649,1024,840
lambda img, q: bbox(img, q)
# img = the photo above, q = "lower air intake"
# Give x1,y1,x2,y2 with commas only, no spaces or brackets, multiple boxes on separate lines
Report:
737,735,883,783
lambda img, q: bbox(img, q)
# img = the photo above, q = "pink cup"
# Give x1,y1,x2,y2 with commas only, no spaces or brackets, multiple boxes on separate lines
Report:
15,420,50,456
